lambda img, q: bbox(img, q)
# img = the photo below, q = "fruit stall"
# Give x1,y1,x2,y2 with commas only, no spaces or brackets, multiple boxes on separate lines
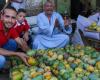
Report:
10,45,100,80
86,22,100,32
83,22,100,49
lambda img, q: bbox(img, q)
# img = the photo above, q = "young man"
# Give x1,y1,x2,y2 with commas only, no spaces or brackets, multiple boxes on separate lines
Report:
14,9,30,42
0,6,30,69
32,1,72,49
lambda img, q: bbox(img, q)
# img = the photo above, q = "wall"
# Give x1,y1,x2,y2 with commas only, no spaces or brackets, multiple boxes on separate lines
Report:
91,0,96,10
57,0,70,15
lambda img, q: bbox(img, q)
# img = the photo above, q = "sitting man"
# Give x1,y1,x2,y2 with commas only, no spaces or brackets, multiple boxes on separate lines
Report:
32,1,72,49
14,8,30,42
0,6,30,69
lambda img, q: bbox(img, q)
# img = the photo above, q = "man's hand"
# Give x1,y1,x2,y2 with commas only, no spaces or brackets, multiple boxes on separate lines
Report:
54,19,59,27
16,52,30,66
64,19,71,27
20,38,30,51
15,37,30,52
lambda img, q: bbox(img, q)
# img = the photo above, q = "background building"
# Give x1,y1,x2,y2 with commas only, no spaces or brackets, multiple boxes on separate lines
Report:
0,0,100,19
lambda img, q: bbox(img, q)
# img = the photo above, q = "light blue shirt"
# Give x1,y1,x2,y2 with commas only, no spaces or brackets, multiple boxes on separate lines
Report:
32,12,72,49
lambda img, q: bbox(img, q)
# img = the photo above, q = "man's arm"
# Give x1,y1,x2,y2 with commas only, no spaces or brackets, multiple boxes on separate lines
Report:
23,20,30,41
57,13,72,34
0,48,17,56
0,48,30,66
23,31,29,42
15,37,30,52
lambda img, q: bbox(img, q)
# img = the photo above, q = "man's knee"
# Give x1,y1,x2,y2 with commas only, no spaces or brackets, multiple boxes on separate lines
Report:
3,39,18,51
0,55,6,69
9,39,18,51
9,39,17,46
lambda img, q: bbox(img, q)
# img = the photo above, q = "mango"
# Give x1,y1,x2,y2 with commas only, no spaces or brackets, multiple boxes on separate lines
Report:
28,57,37,66
12,71,23,80
96,61,100,70
44,72,52,80
87,65,94,72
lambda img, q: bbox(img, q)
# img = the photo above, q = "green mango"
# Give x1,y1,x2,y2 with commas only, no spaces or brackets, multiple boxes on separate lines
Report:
76,77,82,80
96,56,100,62
32,75,44,80
88,73,98,80
88,59,96,65
12,72,23,80
59,69,66,76
58,76,63,80
50,76,58,80
70,63,77,69
62,72,70,79
68,77,77,80
57,62,65,70
82,76,89,80
91,52,98,58
27,50,36,56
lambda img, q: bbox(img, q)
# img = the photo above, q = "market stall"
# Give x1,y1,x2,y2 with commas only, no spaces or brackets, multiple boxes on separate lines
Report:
10,45,100,80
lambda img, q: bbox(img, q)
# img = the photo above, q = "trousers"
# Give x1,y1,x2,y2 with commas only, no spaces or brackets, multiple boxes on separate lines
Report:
0,39,17,69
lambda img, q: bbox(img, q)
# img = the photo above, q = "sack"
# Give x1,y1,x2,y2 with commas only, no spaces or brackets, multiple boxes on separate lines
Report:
11,0,23,3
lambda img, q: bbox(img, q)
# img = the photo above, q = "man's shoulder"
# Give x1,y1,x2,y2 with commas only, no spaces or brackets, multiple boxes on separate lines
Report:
53,12,59,14
53,12,61,15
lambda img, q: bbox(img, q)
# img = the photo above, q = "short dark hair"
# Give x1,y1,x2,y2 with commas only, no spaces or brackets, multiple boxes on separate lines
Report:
17,8,26,14
2,5,17,15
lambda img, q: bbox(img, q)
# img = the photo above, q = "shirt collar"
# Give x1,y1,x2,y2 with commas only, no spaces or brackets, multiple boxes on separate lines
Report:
14,20,25,28
16,20,25,26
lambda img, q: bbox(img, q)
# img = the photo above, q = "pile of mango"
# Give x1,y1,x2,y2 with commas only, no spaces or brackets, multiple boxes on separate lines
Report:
87,22,100,32
10,45,100,80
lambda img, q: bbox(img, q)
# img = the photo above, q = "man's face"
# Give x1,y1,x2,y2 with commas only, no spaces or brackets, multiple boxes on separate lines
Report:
17,12,26,23
2,9,17,29
44,2,54,15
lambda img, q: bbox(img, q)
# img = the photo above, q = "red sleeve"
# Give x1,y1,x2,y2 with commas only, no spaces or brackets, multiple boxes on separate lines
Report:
9,28,19,39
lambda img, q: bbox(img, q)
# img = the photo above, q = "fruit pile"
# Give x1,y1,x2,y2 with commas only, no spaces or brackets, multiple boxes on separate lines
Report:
10,45,100,80
87,22,100,32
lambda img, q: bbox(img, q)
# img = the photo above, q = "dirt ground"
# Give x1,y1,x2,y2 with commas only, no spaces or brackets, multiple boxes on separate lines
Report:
0,68,9,80
0,73,9,80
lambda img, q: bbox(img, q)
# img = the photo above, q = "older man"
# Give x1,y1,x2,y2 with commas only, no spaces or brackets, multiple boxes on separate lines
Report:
32,1,72,49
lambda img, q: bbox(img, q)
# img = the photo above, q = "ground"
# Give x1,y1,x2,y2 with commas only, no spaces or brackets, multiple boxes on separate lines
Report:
0,73,9,80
